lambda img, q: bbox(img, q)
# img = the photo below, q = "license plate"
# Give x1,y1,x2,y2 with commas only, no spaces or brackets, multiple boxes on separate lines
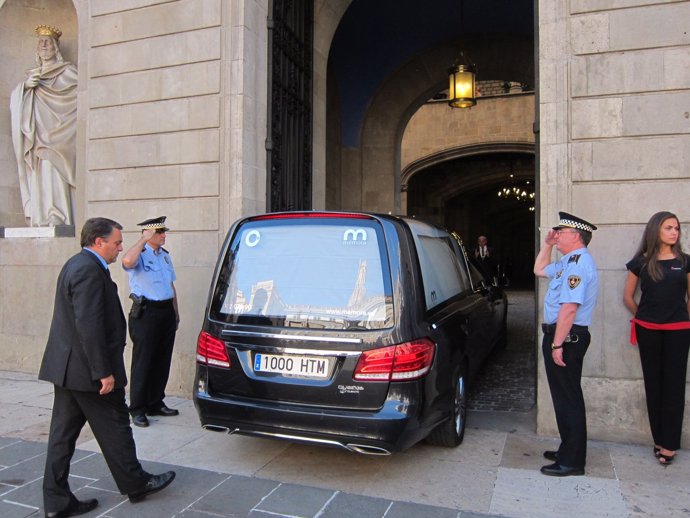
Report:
254,353,330,378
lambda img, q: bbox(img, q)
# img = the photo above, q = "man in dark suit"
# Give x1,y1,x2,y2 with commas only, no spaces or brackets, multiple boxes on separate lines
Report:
474,235,498,280
39,217,175,518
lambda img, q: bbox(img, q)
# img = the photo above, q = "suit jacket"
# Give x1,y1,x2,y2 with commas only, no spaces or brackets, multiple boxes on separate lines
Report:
39,249,128,392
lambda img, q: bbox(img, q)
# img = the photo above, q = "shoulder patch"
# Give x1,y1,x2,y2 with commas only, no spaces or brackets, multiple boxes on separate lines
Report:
568,275,581,289
568,254,581,264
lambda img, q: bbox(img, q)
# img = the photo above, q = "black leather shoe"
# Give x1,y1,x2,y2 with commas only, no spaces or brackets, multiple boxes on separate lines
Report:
45,497,98,517
147,405,179,417
540,462,585,477
128,471,176,503
543,450,559,462
132,414,149,427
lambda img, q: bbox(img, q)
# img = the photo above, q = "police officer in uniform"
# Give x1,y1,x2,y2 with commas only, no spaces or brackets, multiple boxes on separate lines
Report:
122,216,180,427
533,212,598,477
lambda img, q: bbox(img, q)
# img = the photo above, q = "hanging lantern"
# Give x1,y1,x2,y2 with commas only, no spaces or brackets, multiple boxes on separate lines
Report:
448,63,476,109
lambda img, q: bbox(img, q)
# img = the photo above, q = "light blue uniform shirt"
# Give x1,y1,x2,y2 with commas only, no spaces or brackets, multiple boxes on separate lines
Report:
543,247,598,326
123,243,176,301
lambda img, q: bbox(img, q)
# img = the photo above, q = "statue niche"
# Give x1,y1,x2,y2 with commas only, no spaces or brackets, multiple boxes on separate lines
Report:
10,25,77,227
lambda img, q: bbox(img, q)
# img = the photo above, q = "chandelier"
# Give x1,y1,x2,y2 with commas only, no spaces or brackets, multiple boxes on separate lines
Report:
497,174,535,210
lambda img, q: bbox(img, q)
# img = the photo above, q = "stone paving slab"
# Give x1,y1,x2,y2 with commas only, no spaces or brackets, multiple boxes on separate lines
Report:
0,439,511,518
490,467,627,518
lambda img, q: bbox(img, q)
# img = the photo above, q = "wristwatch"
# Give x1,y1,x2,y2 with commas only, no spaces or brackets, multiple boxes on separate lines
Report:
551,343,563,350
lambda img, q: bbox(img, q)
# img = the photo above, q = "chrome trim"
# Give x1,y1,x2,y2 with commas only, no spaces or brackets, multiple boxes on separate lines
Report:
221,329,362,344
224,429,392,455
346,443,392,456
240,430,349,449
236,344,360,356
202,424,232,433
282,347,360,356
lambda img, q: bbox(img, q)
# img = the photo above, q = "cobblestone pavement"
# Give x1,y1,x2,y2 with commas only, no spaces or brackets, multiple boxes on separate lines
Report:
469,289,536,412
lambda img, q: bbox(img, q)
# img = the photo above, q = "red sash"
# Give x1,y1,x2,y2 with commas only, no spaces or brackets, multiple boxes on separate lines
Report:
629,318,690,345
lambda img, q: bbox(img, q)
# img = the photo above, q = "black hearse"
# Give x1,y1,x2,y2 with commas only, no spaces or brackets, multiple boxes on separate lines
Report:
194,212,507,454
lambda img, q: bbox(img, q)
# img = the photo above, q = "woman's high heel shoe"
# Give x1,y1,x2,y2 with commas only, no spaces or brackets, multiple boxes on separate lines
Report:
658,452,675,465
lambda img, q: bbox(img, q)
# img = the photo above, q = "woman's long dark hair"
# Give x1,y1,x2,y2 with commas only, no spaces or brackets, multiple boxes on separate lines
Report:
633,211,686,282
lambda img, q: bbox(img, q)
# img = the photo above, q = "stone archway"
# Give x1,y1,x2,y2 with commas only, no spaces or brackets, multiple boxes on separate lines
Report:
327,33,534,214
406,146,536,286
313,0,352,209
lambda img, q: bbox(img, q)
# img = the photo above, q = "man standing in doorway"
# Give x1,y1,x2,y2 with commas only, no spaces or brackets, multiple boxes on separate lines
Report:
533,212,598,477
475,235,497,280
122,216,180,428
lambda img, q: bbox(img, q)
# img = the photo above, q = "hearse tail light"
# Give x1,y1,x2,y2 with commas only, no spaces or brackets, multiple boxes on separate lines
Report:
197,331,230,368
353,339,435,381
353,345,396,380
391,339,436,380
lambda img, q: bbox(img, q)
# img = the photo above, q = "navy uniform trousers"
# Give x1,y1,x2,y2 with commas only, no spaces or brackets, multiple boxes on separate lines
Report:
541,328,591,468
128,301,177,416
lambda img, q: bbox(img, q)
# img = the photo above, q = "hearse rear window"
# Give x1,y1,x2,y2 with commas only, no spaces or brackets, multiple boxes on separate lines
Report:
210,218,394,330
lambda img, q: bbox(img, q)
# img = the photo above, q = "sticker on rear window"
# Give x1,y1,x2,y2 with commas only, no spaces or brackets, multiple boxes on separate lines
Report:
245,230,261,247
343,228,367,245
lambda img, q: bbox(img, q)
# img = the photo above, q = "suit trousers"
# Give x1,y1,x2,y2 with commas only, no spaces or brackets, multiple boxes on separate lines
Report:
541,329,590,468
128,304,177,415
43,386,149,511
635,325,690,451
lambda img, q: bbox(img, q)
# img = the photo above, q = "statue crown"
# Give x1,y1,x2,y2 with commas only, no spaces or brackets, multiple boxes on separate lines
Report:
35,25,62,39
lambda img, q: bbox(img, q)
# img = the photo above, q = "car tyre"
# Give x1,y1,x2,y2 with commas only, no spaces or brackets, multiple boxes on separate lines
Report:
426,365,466,447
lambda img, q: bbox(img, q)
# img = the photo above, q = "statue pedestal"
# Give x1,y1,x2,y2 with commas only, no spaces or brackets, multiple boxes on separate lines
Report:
0,225,77,375
0,225,75,238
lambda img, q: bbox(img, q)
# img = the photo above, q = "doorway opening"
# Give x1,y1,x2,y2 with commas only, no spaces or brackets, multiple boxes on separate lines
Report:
405,148,537,412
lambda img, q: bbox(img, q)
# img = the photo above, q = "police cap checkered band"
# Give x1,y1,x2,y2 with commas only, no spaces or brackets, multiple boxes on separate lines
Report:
137,216,169,231
552,211,597,233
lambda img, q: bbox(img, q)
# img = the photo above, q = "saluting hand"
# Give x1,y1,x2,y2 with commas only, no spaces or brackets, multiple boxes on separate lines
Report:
545,229,558,246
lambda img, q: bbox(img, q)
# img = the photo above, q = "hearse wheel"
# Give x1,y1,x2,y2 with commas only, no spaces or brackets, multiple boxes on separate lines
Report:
426,365,466,447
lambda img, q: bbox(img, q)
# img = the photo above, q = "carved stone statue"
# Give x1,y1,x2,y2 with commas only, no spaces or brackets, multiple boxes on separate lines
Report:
10,25,77,227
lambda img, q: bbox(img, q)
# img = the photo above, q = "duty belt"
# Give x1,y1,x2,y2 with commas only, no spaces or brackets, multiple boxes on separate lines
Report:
541,323,588,334
143,298,173,308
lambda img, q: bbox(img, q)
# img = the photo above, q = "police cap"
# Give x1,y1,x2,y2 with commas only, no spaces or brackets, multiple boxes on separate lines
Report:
552,211,597,233
137,216,169,232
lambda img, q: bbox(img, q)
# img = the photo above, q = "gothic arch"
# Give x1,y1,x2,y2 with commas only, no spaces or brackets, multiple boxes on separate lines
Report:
401,142,535,192
356,34,534,214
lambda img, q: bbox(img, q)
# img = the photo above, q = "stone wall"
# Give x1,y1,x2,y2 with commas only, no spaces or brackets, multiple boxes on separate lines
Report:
401,94,535,173
537,0,690,445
